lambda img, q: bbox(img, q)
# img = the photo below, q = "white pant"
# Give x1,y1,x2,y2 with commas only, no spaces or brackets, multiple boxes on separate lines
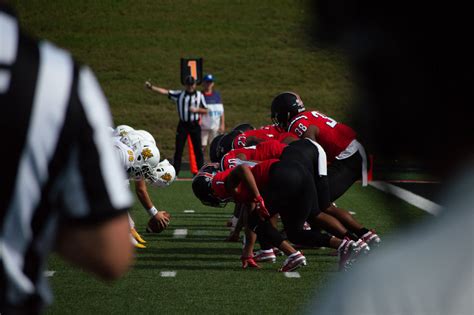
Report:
201,128,219,146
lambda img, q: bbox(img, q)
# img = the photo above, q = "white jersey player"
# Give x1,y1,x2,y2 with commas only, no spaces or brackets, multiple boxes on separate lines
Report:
112,126,176,248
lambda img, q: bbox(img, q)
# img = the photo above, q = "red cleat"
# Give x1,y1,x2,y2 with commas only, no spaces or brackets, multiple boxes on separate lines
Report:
279,251,306,272
361,230,381,248
253,249,276,263
338,237,360,272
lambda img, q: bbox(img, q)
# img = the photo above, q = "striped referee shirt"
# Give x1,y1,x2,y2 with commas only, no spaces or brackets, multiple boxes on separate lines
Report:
0,6,132,310
168,90,207,122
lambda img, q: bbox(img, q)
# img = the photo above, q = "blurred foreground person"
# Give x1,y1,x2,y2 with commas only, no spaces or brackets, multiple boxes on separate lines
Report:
0,4,133,313
309,1,473,314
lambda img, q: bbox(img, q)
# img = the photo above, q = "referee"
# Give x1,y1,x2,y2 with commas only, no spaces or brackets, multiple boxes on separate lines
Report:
145,75,208,176
1,4,133,313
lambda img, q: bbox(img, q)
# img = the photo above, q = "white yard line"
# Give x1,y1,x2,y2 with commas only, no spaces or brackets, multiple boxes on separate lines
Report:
369,181,442,215
173,229,188,238
160,271,177,277
183,209,195,213
284,272,301,278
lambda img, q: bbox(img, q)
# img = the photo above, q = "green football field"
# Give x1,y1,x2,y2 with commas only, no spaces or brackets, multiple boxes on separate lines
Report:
9,1,433,313
46,178,428,314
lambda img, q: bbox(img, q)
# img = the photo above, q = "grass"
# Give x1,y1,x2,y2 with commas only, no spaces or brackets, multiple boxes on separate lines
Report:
45,181,428,314
9,2,432,313
13,0,354,160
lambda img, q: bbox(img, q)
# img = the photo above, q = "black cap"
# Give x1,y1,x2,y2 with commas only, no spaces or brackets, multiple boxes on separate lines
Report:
184,75,196,85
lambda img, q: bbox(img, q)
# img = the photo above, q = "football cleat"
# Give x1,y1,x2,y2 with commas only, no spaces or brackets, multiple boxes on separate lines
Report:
131,235,146,249
253,249,276,263
134,242,146,249
361,230,381,248
131,227,146,244
241,256,260,269
278,251,307,272
338,237,360,272
273,248,284,256
353,238,371,256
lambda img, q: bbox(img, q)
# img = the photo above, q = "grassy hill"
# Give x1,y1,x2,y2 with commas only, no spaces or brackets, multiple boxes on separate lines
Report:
13,0,354,160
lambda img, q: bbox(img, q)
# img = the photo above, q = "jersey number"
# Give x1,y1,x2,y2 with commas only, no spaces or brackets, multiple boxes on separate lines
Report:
236,135,247,148
311,111,337,128
294,123,307,137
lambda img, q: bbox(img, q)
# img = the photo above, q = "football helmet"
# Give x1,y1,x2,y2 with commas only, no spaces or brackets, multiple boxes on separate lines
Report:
270,92,305,130
129,140,161,182
120,130,143,150
135,129,156,145
192,163,229,207
152,159,176,187
209,134,225,163
114,124,134,137
216,130,241,161
233,123,254,133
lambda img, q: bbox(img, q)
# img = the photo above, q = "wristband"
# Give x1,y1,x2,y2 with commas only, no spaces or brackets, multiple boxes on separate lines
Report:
147,206,158,217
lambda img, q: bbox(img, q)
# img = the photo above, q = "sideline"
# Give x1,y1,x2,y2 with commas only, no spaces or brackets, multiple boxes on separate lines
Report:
369,181,442,215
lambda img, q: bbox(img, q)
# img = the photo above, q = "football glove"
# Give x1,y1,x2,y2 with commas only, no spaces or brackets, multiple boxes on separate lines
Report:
254,195,270,219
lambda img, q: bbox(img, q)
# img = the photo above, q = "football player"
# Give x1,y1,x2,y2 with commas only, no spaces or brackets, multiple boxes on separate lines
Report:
221,138,380,248
215,123,297,163
113,126,176,248
192,162,308,271
220,139,286,171
271,92,380,246
193,139,368,272
219,140,287,243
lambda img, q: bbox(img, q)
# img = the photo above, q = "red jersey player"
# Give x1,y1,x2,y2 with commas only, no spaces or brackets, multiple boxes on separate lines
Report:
192,143,365,272
231,128,276,149
270,92,369,201
220,140,287,170
259,124,298,144
232,124,297,150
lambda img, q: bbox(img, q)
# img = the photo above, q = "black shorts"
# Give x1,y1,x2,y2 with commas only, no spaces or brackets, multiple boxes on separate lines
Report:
278,139,331,211
328,151,364,202
263,160,317,230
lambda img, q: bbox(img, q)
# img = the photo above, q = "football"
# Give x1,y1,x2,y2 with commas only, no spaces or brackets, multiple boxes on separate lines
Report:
146,211,171,233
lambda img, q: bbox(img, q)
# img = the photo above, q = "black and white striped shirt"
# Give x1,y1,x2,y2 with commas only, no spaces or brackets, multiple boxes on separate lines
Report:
0,6,132,310
168,90,207,122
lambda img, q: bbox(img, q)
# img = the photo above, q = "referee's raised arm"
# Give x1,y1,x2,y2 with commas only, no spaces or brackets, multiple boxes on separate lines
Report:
144,75,207,175
145,81,169,95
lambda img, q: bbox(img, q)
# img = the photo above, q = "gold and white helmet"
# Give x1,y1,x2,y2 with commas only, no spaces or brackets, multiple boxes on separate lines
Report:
152,159,176,187
120,130,143,151
129,140,161,183
135,129,156,145
113,124,134,137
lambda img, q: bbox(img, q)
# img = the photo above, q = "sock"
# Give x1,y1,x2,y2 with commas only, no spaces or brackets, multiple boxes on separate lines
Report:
345,231,359,241
127,212,135,228
355,228,370,238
